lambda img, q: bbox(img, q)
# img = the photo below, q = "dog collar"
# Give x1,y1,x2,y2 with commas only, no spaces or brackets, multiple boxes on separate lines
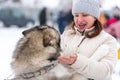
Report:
20,63,57,79
5,62,58,80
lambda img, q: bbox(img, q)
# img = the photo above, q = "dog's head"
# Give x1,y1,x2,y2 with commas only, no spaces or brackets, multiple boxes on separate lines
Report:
13,25,61,67
23,25,61,60
11,25,61,77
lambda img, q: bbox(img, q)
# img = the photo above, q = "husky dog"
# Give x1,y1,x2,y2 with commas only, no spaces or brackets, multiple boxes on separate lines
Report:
11,25,61,80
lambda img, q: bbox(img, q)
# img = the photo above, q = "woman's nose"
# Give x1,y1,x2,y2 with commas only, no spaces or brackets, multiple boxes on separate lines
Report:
76,16,84,23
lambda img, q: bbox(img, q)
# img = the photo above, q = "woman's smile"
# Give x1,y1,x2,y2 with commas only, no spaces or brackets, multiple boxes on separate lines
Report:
77,24,87,32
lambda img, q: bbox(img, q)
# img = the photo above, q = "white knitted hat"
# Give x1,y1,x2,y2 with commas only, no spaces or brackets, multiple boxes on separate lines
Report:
72,0,100,19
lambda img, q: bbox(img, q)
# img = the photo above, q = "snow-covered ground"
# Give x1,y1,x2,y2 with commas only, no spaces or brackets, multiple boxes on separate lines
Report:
0,26,120,80
0,26,27,80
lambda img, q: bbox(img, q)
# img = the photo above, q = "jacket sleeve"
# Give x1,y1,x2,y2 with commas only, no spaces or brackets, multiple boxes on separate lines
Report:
90,44,109,61
70,37,118,80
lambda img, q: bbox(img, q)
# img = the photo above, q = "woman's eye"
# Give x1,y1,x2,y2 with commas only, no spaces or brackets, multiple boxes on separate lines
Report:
82,14,88,17
74,14,79,17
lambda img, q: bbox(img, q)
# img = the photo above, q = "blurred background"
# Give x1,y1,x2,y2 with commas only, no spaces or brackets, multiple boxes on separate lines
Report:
0,0,120,80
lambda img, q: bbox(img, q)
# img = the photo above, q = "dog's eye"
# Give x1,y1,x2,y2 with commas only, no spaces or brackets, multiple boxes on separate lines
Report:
43,39,53,47
48,42,52,46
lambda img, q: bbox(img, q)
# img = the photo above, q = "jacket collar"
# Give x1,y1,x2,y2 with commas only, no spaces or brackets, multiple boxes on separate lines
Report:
74,26,95,36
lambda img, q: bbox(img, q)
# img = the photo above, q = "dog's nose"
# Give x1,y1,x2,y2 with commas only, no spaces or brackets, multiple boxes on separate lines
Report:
48,53,60,62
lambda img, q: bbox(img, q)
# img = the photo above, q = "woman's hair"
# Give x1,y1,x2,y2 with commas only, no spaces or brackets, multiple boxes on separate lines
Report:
67,19,103,38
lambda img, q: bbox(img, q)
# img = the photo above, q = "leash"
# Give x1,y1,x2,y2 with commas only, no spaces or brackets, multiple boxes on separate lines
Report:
4,61,58,80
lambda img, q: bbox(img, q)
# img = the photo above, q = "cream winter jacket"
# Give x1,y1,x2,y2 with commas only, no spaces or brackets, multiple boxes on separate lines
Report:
60,28,118,80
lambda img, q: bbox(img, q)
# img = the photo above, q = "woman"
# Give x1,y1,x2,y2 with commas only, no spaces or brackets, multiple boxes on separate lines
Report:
58,0,118,80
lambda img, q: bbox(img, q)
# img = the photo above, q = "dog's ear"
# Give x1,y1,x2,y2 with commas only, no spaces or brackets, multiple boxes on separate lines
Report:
22,27,37,36
22,26,37,36
22,26,43,36
22,26,49,36
22,29,31,36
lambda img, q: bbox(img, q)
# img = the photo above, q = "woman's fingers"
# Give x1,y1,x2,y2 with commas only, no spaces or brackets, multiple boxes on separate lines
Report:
58,54,77,65
69,54,77,64
58,56,70,64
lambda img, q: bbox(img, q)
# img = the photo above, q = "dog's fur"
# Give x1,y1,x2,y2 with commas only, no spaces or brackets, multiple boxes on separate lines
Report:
11,25,61,80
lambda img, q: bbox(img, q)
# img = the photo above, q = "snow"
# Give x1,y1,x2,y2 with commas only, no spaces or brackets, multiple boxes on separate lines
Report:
0,27,27,80
0,26,120,80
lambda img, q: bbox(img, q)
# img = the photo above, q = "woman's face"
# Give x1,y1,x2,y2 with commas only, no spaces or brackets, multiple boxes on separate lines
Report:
74,13,96,32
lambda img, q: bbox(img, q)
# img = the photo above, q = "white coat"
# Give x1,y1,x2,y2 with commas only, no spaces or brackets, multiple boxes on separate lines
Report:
59,27,118,80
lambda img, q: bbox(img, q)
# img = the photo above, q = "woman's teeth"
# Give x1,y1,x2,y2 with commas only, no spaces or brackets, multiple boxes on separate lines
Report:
79,24,86,26
77,24,86,31
79,24,86,28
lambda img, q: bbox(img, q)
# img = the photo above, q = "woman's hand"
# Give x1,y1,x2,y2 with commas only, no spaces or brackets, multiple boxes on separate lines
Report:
58,54,77,65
